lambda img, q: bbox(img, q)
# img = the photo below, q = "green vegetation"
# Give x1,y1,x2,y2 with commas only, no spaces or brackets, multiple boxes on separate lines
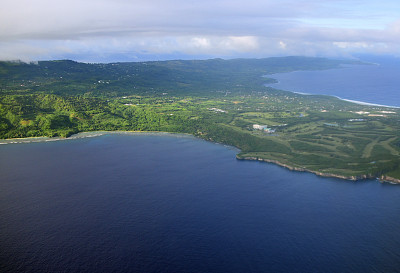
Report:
1,57,399,181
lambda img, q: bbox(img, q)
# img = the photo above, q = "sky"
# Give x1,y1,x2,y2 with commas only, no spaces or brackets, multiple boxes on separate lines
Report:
1,0,399,62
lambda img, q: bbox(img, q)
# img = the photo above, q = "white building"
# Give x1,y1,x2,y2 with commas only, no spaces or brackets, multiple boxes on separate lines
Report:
253,124,276,133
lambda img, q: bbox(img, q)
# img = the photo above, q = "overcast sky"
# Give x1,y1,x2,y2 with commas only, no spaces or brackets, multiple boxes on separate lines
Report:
1,0,399,62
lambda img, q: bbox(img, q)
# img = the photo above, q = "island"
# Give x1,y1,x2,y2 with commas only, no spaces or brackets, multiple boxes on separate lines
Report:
0,57,399,182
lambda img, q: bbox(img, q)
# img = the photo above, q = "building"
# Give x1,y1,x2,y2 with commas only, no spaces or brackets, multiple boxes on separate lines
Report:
253,124,276,133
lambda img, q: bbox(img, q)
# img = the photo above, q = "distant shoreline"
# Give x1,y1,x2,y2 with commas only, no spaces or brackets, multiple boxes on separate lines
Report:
265,87,400,109
335,97,399,109
264,63,400,109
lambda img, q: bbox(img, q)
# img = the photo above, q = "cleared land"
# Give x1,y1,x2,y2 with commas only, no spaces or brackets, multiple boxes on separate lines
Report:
0,58,399,180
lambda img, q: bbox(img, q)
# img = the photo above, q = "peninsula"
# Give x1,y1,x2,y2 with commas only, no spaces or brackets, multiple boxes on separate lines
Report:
0,57,399,182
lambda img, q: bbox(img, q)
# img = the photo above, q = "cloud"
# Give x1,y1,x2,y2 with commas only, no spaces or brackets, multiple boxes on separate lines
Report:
183,36,259,54
0,0,399,61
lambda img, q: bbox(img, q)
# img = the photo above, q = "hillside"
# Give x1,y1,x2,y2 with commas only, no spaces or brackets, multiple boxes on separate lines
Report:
1,57,399,181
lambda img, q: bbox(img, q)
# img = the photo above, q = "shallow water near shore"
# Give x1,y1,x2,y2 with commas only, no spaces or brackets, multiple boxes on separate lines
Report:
1,133,400,272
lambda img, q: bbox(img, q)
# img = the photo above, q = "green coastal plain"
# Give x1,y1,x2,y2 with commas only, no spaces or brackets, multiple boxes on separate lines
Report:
1,57,399,182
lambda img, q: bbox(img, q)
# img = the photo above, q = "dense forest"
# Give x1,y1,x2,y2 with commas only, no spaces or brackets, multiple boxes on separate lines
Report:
1,57,399,180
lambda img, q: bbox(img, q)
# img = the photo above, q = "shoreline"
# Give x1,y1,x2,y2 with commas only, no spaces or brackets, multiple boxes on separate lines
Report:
264,63,399,109
267,87,400,109
334,96,400,109
0,130,195,144
1,130,399,184
236,155,400,184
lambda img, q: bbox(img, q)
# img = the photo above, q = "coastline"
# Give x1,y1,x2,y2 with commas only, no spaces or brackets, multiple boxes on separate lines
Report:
379,175,400,185
264,63,400,109
267,88,400,109
236,155,400,184
0,130,195,145
0,132,105,144
334,96,400,109
1,130,399,184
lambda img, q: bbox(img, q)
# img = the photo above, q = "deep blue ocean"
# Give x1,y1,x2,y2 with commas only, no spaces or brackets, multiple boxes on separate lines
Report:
2,56,400,272
267,56,400,107
1,133,400,273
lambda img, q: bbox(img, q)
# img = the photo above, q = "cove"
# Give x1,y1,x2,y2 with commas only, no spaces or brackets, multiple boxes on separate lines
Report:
1,133,400,273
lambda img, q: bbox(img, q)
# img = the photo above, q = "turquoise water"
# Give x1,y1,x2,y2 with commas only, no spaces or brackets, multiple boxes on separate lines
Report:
267,56,400,107
1,133,400,272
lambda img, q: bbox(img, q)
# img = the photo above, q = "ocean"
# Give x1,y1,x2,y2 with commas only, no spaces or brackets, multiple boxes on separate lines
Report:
266,56,400,107
1,133,400,273
2,56,400,272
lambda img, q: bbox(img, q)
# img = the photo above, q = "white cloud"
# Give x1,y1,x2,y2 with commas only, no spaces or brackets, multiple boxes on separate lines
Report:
0,0,399,61
333,42,369,49
221,36,259,52
190,38,211,50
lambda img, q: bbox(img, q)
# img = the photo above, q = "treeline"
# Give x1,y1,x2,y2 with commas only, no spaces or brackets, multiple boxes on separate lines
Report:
0,94,198,138
0,93,293,157
0,57,358,97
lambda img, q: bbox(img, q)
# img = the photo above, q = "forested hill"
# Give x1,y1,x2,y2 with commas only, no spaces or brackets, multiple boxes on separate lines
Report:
3,56,399,181
0,57,359,97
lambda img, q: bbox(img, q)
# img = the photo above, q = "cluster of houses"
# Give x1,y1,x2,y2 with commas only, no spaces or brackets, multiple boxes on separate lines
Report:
252,124,276,133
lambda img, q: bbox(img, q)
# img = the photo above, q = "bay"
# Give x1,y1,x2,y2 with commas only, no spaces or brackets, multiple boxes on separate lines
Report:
1,133,400,273
266,56,400,107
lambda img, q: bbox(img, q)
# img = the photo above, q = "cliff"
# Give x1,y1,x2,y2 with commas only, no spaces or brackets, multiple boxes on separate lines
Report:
380,175,400,184
236,155,397,183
